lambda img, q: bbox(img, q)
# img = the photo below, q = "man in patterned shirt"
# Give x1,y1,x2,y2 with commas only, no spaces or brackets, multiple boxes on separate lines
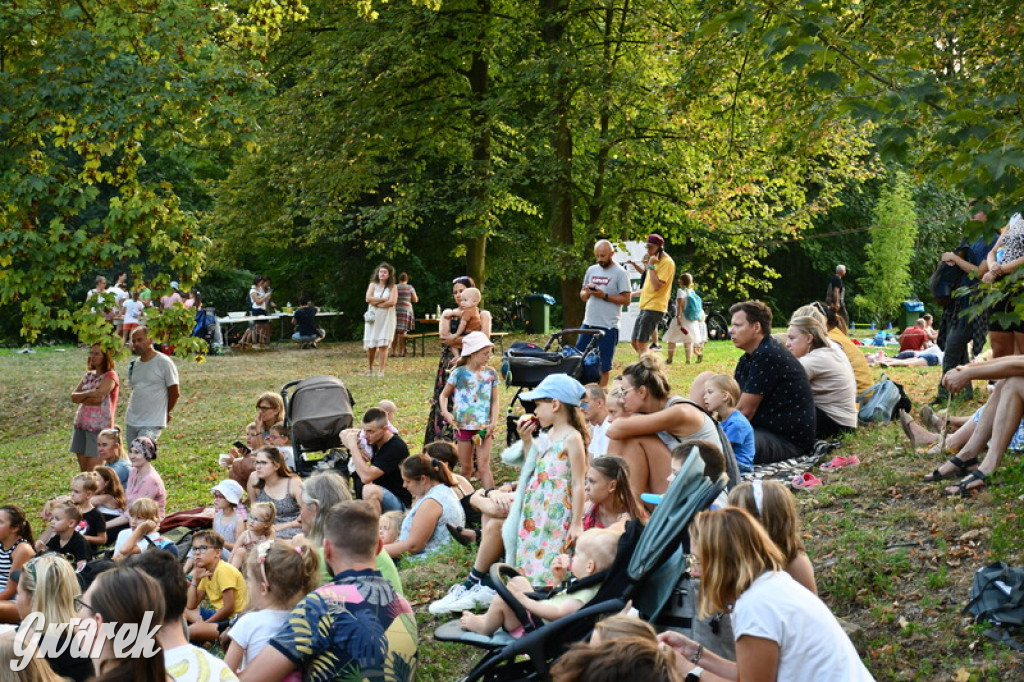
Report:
729,300,817,463
240,501,417,682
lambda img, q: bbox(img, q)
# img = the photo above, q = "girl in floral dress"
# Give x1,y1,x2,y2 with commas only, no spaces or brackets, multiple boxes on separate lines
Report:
513,374,589,585
439,332,499,488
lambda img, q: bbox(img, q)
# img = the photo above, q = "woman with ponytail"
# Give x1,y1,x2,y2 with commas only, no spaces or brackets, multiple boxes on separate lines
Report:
383,454,465,559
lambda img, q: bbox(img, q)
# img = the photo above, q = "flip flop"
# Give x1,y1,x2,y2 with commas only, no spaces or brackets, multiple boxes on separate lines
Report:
943,469,989,497
923,455,979,482
919,405,948,434
791,472,823,490
820,455,860,470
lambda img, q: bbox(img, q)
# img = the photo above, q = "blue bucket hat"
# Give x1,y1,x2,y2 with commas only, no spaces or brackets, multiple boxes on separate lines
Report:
520,374,586,406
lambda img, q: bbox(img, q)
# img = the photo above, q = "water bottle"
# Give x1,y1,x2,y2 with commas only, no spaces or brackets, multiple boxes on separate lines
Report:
997,248,1005,263
436,304,441,318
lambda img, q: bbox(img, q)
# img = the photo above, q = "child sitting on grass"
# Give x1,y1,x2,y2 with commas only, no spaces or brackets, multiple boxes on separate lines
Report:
224,540,320,674
186,529,249,642
39,471,107,549
702,374,754,473
184,480,245,575
224,422,259,489
37,501,91,566
230,502,276,569
460,528,618,638
266,422,295,470
92,466,127,521
378,510,404,545
112,498,163,561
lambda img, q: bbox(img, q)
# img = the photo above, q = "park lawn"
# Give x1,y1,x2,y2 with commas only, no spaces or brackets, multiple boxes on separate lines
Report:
1,336,1022,680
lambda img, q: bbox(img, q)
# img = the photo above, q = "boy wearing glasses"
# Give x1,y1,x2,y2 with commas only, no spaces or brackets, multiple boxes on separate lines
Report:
186,529,249,642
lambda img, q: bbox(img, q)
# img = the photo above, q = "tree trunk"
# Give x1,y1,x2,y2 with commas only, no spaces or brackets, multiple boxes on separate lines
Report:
465,2,491,289
540,0,582,327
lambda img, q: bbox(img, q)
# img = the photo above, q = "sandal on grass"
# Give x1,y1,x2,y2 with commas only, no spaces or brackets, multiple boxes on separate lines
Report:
446,524,480,547
943,469,989,497
923,455,979,482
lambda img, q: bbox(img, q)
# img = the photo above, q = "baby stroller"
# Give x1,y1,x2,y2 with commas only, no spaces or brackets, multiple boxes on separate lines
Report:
434,449,727,681
281,375,355,476
501,328,604,445
191,307,222,353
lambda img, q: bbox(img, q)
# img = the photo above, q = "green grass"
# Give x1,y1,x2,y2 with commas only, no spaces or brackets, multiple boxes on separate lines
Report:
3,335,1024,679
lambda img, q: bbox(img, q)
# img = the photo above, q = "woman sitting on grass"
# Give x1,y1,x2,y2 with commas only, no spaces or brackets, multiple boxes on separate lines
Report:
605,354,724,496
659,507,873,681
383,454,465,560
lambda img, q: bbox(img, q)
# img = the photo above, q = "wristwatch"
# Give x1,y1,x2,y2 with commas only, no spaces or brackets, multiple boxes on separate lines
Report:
685,666,704,681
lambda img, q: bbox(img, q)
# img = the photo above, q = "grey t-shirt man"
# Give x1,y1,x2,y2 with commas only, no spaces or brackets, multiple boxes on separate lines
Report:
125,352,179,441
582,262,631,329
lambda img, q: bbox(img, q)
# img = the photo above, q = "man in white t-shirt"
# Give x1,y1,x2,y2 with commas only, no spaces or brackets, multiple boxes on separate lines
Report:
582,383,611,457
125,550,238,682
578,240,632,386
126,326,180,443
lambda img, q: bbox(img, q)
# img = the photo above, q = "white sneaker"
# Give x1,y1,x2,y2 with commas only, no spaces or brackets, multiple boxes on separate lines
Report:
447,583,497,612
428,583,470,615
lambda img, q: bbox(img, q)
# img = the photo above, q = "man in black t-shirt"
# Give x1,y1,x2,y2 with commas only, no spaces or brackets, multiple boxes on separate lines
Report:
729,301,817,463
342,408,411,513
291,294,325,349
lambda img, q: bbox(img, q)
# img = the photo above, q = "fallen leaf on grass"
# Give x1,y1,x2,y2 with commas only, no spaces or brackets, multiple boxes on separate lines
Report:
952,668,970,682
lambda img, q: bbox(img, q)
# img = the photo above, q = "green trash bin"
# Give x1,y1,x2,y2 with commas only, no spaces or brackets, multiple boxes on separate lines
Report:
524,294,555,334
901,300,925,329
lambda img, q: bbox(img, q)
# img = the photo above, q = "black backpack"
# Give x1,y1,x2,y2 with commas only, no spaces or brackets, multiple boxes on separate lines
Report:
931,239,970,306
964,562,1024,651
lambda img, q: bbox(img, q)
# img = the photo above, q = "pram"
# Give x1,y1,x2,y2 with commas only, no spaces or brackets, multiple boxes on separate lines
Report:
191,307,222,353
281,375,355,477
434,448,727,681
501,328,604,445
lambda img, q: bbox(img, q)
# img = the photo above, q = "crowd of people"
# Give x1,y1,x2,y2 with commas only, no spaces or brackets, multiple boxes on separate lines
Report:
17,206,1024,680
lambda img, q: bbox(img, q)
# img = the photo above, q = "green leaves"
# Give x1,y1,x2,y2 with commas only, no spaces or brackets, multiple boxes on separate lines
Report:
0,0,287,343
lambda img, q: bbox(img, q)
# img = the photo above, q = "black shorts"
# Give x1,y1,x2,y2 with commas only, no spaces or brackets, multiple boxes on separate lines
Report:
631,309,664,342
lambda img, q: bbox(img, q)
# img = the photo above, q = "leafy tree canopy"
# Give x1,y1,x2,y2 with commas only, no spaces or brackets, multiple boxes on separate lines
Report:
0,0,305,343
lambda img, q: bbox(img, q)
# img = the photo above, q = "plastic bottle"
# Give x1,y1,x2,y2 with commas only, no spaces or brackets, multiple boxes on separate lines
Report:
436,304,441,317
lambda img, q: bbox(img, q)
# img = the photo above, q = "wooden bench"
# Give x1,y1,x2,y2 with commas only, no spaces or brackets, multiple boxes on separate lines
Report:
489,332,509,353
406,331,510,358
406,332,440,357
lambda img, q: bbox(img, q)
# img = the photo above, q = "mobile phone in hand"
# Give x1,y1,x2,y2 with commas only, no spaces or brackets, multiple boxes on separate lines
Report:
233,441,250,455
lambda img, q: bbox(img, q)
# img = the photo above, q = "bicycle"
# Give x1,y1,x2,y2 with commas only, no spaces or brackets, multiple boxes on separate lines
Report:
659,296,731,341
493,296,529,332
702,297,730,341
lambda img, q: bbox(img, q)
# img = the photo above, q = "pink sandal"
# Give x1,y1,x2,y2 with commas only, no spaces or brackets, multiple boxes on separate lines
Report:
821,454,860,470
791,472,823,490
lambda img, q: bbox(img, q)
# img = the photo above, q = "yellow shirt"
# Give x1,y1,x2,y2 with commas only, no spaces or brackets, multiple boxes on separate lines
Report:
638,252,676,313
828,327,873,395
199,559,249,616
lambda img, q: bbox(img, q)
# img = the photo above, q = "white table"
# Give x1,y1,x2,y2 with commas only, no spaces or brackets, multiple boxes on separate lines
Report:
217,311,343,342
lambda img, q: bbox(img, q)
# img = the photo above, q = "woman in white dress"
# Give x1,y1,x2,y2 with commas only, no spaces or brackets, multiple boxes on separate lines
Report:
664,273,706,365
364,262,398,377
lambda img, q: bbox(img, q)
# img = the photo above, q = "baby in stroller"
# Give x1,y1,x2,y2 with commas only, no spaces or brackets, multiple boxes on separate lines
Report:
460,528,619,638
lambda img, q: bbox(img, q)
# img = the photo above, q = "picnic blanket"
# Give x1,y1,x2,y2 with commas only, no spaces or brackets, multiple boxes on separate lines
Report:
741,441,838,486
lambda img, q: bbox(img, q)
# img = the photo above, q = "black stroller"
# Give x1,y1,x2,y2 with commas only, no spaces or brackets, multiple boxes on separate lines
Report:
281,375,355,476
501,328,604,444
434,449,727,681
